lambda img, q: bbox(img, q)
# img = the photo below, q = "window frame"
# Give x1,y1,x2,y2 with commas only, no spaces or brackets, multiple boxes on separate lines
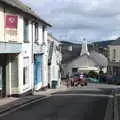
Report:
35,23,39,43
23,19,29,43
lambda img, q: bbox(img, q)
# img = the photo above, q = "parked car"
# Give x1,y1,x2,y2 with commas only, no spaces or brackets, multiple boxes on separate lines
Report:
106,75,120,85
70,73,88,87
86,77,100,83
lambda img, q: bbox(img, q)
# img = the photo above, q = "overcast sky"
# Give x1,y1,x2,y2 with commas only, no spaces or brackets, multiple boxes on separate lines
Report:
20,0,120,43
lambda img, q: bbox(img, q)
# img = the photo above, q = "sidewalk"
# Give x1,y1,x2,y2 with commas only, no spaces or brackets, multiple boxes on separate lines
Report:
33,84,68,96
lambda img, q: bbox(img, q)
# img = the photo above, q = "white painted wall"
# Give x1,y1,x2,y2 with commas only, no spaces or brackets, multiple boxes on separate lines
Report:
64,55,99,75
15,20,33,95
42,28,48,87
50,40,62,87
0,5,23,43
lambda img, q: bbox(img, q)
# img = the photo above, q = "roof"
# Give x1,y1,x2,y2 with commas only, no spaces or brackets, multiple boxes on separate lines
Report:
48,33,61,43
90,51,108,67
94,40,114,47
110,37,120,45
1,0,52,27
67,51,108,67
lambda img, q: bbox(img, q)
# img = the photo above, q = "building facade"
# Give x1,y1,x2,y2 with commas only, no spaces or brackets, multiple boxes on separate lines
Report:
33,25,50,91
0,0,51,97
62,39,108,76
48,34,62,88
108,38,120,76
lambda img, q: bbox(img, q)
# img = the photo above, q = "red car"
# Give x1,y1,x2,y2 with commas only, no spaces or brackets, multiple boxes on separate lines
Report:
70,73,88,87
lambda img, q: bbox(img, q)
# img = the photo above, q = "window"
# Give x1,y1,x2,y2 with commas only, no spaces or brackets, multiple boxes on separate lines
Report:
42,26,45,43
23,19,29,42
23,57,29,85
35,23,39,42
72,68,78,73
113,49,116,60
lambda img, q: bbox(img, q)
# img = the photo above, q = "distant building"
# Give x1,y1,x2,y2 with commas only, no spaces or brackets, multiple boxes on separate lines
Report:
93,40,114,58
108,37,120,76
62,39,108,76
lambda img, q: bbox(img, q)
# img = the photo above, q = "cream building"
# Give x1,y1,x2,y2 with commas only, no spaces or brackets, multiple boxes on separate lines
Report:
0,0,51,97
108,37,120,76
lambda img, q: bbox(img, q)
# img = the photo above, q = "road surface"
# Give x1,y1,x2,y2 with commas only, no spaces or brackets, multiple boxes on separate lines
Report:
0,86,114,120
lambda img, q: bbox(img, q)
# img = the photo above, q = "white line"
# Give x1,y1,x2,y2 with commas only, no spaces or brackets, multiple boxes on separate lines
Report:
53,94,114,98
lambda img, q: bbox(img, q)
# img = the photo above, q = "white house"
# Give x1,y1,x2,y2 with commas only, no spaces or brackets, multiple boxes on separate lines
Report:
33,22,51,91
48,33,62,88
0,0,51,97
63,39,108,76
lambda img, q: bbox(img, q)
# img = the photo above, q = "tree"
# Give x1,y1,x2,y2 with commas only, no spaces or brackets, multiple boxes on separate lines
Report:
88,71,98,78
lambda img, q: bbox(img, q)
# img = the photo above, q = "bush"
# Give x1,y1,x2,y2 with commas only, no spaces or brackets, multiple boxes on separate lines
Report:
88,71,98,78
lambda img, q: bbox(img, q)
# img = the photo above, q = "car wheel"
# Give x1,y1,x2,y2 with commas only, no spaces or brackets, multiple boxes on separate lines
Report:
81,84,84,87
85,83,87,86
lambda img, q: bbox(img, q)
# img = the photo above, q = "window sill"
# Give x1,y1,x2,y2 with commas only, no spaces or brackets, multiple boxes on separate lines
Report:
23,84,29,91
24,41,30,43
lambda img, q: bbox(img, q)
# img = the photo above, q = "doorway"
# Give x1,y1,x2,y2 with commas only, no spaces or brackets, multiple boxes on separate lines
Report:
0,55,6,97
34,54,42,90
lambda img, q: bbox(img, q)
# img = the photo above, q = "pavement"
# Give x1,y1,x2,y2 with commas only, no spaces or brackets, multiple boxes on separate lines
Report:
33,84,68,96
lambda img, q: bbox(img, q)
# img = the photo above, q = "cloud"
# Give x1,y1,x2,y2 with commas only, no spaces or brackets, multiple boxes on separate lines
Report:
20,0,120,42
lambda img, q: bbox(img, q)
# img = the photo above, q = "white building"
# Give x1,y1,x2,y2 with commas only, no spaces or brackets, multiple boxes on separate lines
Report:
33,24,51,91
63,39,108,76
48,34,62,88
0,0,51,97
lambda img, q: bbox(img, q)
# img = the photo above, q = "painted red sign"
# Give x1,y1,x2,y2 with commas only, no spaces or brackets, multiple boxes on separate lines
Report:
5,15,18,29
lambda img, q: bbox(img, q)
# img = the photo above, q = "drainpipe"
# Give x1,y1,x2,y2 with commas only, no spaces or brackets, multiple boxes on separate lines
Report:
3,5,5,42
31,21,34,93
2,5,6,97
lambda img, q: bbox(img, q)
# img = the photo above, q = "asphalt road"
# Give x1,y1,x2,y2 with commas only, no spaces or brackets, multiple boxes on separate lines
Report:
0,88,114,120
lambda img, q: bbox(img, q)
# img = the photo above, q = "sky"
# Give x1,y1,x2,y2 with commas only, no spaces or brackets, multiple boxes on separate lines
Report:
20,0,120,43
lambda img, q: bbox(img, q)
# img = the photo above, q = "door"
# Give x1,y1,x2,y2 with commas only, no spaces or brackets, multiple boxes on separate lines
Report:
0,66,2,90
34,55,42,90
0,55,6,97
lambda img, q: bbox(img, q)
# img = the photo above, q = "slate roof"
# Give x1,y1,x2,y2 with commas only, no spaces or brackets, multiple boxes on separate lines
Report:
90,51,108,67
93,40,114,47
1,0,51,27
110,37,120,45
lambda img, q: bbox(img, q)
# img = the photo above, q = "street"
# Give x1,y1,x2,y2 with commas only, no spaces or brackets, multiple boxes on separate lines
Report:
0,84,116,120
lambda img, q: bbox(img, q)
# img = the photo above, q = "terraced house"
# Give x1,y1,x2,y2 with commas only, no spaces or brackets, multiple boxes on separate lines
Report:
0,0,51,97
48,33,62,88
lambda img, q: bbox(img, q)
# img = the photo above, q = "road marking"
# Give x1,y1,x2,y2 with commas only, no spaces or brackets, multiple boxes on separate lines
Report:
52,94,114,98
